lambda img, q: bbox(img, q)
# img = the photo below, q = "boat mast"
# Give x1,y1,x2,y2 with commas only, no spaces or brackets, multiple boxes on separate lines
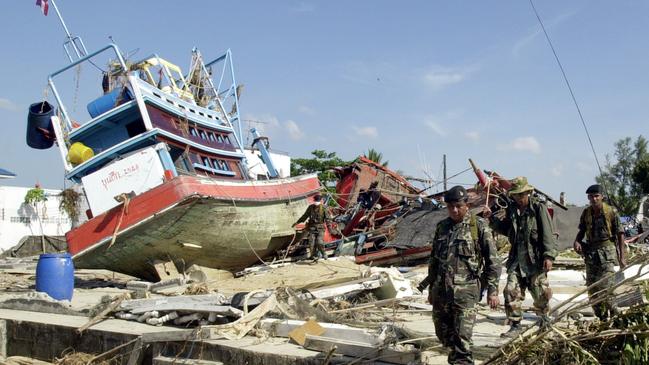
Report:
49,0,88,62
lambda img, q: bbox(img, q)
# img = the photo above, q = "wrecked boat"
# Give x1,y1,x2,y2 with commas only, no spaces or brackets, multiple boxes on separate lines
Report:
26,29,320,280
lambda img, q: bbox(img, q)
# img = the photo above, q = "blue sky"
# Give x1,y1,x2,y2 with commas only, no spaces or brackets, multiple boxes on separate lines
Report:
0,1,647,204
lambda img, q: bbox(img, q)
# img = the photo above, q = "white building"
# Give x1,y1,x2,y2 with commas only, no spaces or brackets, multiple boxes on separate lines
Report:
0,186,72,252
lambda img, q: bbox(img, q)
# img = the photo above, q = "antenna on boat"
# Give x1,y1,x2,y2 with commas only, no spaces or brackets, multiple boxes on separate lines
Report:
49,0,88,62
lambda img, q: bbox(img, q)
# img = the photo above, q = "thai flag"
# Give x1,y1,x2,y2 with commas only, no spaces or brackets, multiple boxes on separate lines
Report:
36,0,49,16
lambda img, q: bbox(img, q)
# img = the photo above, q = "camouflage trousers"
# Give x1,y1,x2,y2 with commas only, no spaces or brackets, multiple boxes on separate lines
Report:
431,282,479,365
504,270,552,322
306,228,326,259
584,244,618,320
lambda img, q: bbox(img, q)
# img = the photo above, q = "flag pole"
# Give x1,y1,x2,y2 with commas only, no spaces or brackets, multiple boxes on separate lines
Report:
48,0,87,61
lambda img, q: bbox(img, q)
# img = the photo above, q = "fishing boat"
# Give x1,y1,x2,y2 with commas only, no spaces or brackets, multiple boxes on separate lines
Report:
25,2,320,281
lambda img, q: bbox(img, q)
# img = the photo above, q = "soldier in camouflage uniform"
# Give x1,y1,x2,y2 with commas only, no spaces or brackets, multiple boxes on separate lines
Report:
573,184,626,320
428,186,502,365
293,193,331,260
486,177,557,337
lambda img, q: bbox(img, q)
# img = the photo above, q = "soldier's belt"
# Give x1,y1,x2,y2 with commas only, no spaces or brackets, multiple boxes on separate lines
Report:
584,239,615,250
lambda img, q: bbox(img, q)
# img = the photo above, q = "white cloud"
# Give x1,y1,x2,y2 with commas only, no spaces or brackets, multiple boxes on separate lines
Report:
352,126,378,139
285,120,304,140
551,164,563,177
298,105,315,115
498,136,541,154
0,98,18,112
422,66,476,91
464,131,480,142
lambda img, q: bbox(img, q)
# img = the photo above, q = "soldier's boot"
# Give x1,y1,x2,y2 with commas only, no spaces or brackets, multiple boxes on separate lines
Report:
501,321,523,338
536,314,551,329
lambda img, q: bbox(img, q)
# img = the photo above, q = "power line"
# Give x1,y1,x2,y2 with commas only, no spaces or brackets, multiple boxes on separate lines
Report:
528,0,606,182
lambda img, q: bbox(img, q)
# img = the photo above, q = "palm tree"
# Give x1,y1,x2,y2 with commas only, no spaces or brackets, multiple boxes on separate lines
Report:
365,148,389,167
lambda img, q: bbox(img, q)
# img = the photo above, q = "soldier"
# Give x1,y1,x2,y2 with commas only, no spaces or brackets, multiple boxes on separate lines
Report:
293,193,331,261
428,186,501,365
485,177,557,337
573,184,626,320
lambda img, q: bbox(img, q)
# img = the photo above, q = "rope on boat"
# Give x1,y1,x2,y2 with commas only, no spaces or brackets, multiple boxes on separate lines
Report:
106,193,131,251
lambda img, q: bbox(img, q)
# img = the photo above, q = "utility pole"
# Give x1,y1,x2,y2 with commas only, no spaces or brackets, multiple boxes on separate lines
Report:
443,154,447,191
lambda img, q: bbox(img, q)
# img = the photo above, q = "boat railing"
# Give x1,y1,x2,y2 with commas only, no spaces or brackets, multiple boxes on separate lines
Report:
48,43,128,133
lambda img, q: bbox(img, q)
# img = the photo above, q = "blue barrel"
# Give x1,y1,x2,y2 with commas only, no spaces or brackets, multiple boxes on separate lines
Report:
35,253,75,301
87,87,133,118
26,101,55,149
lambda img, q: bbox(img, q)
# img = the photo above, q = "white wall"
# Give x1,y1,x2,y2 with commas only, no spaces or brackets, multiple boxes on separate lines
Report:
0,186,72,252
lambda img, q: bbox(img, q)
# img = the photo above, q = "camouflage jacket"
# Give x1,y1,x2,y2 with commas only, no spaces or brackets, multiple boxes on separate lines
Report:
428,214,502,296
296,203,330,230
491,198,557,275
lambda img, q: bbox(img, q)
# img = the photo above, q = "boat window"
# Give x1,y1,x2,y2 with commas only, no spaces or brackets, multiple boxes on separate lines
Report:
224,136,232,145
208,132,216,142
199,130,207,140
202,157,211,167
216,134,224,143
220,160,231,171
189,127,198,137
211,159,221,169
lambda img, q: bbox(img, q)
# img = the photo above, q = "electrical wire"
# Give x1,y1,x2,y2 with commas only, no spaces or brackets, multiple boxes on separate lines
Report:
528,0,607,192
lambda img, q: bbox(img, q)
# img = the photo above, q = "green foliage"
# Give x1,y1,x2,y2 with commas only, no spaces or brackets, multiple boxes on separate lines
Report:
596,136,648,216
365,148,388,167
59,188,81,222
632,155,649,195
291,150,351,188
24,186,47,206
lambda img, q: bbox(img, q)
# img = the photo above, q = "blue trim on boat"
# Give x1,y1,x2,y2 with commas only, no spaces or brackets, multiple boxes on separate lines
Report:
65,127,245,182
68,100,139,140
65,130,159,181
193,163,236,176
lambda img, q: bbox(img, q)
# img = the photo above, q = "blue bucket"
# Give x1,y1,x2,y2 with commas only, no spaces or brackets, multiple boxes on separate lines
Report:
87,87,133,118
35,253,75,301
26,101,55,149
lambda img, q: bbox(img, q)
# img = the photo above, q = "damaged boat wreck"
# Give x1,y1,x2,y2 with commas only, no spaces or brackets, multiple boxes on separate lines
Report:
27,41,320,280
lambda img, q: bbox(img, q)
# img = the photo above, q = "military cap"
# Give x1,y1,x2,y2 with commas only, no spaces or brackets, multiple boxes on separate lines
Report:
508,176,534,195
586,184,603,194
444,185,468,203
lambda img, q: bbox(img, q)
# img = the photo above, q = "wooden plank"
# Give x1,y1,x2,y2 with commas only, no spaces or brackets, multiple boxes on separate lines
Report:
309,277,382,299
259,319,380,345
120,294,228,311
399,301,432,311
303,335,417,365
287,319,325,346
77,293,130,333
126,337,144,365
129,304,241,316
153,356,224,365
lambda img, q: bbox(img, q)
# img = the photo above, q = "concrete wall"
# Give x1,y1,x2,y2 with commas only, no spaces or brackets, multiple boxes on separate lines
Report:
0,186,72,252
